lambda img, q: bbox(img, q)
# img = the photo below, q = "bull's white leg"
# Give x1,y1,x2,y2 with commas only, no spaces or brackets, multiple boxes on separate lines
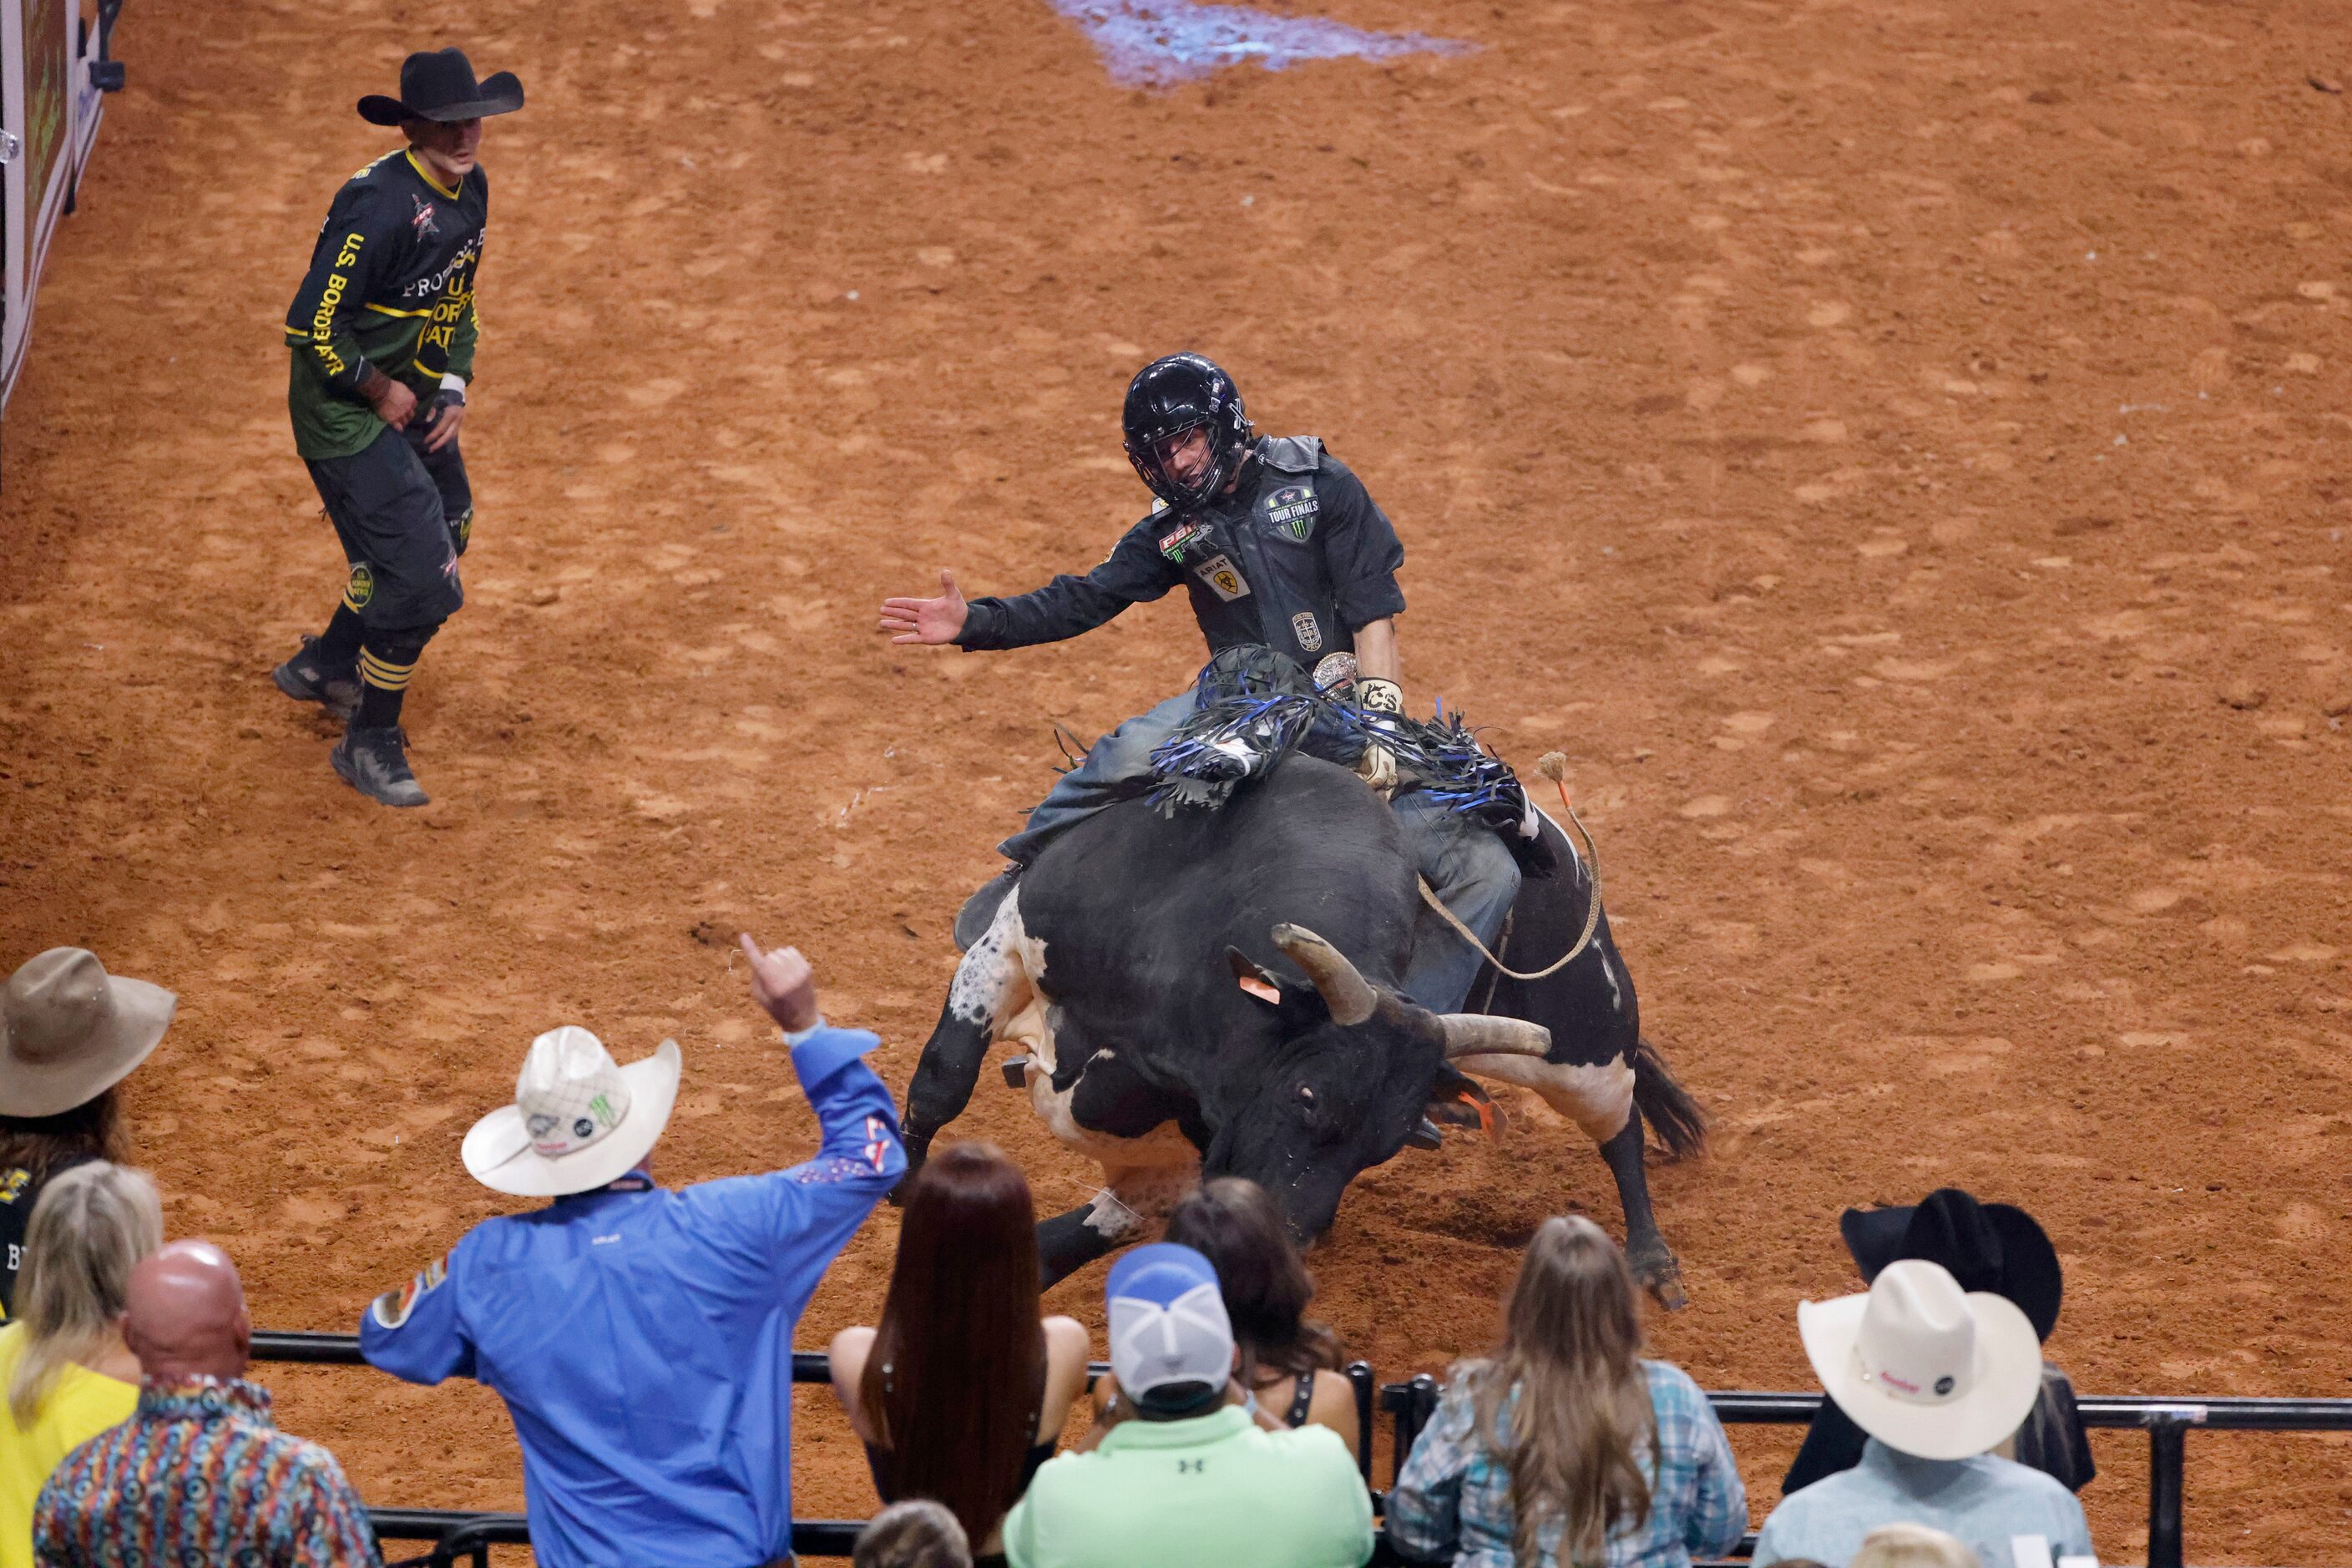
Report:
1450,1050,1636,1144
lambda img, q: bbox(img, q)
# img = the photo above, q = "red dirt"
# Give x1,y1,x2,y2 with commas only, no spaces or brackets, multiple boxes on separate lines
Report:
4,0,2349,1559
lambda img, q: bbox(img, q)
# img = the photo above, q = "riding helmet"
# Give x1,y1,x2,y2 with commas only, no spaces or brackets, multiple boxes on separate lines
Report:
1122,353,1254,509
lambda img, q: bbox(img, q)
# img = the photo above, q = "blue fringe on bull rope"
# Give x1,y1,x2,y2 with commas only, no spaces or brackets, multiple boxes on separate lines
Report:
1146,650,1529,830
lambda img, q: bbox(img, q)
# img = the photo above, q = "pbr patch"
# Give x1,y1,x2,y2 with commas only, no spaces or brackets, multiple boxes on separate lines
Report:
1292,611,1323,653
862,1115,893,1174
370,1252,449,1330
1262,483,1319,543
1158,521,1210,563
344,562,376,610
1193,554,1252,602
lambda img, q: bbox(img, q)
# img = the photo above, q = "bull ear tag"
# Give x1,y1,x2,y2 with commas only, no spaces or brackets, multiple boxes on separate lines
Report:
1227,947,1283,1007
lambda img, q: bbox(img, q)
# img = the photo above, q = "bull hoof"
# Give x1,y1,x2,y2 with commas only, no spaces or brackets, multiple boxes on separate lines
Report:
1631,1248,1688,1312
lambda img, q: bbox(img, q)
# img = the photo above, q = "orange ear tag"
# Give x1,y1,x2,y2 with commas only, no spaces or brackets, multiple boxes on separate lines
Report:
1237,975,1282,1004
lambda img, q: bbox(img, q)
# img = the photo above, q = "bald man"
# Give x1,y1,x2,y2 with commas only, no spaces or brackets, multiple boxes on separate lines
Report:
33,1241,383,1567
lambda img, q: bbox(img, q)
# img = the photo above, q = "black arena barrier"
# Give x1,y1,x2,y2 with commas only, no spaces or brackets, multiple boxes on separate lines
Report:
253,1333,2352,1568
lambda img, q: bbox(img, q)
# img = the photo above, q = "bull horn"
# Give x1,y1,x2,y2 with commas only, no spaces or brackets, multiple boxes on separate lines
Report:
1270,924,1378,1026
1438,1014,1553,1061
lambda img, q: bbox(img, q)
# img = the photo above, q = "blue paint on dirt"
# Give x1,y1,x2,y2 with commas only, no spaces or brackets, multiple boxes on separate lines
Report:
1050,1,1470,89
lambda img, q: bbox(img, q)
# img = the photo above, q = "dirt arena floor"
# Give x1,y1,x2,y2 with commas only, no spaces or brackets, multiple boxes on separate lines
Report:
4,0,2349,1558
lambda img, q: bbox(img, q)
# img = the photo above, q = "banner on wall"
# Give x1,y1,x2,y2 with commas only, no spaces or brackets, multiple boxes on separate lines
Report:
0,0,125,424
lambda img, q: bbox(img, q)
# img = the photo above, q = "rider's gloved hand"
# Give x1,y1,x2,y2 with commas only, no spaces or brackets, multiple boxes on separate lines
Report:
1355,678,1404,795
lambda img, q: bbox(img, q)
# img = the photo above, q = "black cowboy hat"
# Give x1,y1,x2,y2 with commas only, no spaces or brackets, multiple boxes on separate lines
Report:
1839,1187,2063,1343
357,48,524,127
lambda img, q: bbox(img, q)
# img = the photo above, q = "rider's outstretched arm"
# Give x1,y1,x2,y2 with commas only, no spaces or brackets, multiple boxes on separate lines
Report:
956,519,1180,650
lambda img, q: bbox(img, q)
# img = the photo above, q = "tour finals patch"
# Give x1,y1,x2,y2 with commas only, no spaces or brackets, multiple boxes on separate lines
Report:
1263,483,1319,542
344,562,376,610
1194,554,1252,601
1292,611,1323,652
370,1252,449,1330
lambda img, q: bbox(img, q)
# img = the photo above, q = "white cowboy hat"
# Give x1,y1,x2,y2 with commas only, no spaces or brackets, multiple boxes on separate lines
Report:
462,1027,681,1197
0,948,175,1118
1798,1257,2044,1461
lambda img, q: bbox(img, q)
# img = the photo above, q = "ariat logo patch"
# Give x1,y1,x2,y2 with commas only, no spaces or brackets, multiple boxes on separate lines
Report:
370,1252,448,1330
1194,554,1251,602
1263,483,1319,543
1158,522,1209,562
344,563,376,609
1291,611,1323,653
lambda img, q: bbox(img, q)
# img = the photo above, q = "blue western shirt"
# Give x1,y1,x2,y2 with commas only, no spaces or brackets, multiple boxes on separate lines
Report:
1751,1437,2094,1568
1387,1359,1748,1568
358,1028,905,1568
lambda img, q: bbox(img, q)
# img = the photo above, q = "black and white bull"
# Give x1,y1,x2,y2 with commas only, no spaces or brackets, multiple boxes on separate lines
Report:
900,755,1703,1303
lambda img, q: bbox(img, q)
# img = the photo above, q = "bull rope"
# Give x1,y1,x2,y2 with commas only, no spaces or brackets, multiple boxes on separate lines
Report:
1415,751,1604,984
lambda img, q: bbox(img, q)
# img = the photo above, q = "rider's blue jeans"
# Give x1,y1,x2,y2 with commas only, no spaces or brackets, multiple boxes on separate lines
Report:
995,691,1519,1014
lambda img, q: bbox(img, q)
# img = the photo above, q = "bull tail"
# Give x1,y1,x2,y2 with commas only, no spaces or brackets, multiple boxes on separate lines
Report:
1631,1034,1705,1161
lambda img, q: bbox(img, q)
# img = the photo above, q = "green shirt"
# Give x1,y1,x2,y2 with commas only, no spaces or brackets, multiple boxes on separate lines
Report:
281,149,488,459
1004,1404,1373,1568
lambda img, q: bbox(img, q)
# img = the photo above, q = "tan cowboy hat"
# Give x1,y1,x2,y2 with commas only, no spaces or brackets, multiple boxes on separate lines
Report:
462,1027,680,1197
0,949,175,1118
1799,1257,2043,1460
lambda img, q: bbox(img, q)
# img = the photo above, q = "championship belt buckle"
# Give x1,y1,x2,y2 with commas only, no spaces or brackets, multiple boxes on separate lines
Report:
1312,651,1359,692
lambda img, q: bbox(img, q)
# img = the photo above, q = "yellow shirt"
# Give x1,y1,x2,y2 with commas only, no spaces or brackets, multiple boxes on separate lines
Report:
0,1323,136,1568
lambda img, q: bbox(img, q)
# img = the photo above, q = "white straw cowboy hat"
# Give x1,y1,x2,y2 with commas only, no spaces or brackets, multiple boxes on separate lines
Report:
0,948,175,1118
463,1027,681,1197
1798,1257,2043,1461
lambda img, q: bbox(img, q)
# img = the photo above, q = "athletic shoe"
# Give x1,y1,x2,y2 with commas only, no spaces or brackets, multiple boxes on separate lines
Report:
331,726,430,807
272,636,362,722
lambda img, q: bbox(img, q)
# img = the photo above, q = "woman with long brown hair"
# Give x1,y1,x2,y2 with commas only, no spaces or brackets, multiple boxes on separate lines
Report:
830,1143,1090,1566
1085,1176,1359,1459
1388,1216,1747,1568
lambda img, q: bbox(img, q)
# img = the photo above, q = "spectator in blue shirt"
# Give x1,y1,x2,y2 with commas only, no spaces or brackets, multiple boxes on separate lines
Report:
1751,1259,2093,1568
359,934,905,1568
1387,1216,1748,1568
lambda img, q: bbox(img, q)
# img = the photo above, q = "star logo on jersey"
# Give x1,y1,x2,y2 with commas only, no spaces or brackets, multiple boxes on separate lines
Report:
411,194,441,241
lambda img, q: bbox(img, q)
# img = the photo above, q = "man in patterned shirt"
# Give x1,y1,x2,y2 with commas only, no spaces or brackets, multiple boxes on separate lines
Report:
32,1240,381,1567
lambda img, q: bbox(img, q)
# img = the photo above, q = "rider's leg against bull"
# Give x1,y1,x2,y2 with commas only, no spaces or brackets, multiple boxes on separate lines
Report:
994,690,1199,864
1391,792,1520,1014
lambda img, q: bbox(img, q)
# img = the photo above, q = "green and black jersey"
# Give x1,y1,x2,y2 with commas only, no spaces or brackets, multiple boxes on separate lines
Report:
283,149,488,459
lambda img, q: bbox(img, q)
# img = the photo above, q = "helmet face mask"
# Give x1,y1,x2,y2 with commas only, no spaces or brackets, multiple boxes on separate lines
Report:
1124,353,1253,510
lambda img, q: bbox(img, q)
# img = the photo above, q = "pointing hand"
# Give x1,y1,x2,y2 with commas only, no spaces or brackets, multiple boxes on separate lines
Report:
739,933,821,1033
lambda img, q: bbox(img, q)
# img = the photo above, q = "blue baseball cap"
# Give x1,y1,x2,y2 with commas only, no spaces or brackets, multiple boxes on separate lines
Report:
1106,1242,1233,1399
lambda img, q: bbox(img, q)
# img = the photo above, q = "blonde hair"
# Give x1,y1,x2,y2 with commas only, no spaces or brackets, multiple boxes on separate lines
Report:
8,1162,162,1428
1465,1215,1657,1566
1850,1524,1982,1568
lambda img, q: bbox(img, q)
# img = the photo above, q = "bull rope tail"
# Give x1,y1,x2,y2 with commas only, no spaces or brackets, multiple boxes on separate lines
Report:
1416,751,1604,984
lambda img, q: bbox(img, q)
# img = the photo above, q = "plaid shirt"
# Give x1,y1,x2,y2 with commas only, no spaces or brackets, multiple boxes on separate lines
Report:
31,1376,381,1568
1388,1359,1748,1568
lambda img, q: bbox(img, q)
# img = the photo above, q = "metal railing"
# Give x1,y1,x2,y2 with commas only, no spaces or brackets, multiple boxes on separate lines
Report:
255,1332,2352,1568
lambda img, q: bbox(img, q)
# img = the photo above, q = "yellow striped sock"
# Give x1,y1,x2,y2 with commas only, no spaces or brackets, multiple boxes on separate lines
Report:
358,650,417,691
